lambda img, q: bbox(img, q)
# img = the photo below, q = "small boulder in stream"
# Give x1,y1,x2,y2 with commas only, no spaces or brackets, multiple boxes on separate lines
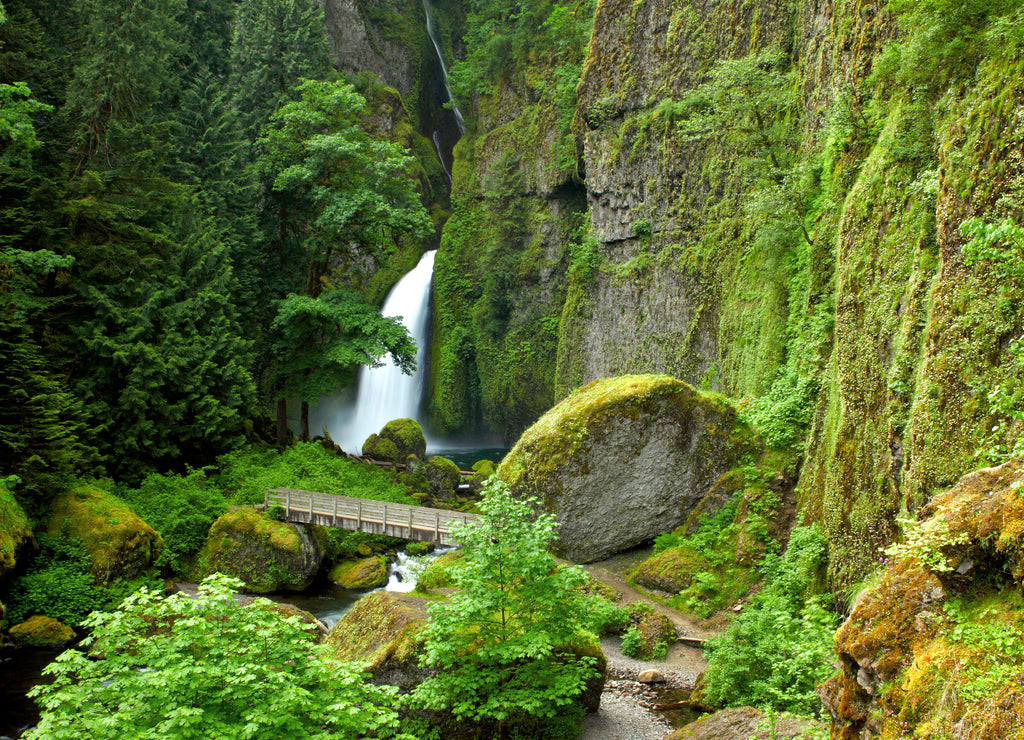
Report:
499,375,761,562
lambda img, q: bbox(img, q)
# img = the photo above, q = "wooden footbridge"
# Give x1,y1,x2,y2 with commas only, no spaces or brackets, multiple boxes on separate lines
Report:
264,488,480,546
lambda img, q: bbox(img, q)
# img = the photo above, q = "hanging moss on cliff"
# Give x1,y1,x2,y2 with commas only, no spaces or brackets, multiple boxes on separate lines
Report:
0,478,31,580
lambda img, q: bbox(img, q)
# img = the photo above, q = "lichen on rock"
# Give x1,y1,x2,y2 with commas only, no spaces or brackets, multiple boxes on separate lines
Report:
48,486,162,585
823,458,1024,739
193,507,322,593
498,374,761,562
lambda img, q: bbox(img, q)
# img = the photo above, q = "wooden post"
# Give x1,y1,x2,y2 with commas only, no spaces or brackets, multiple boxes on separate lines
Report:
309,496,314,524
286,490,291,517
408,508,414,538
382,504,388,536
333,497,338,527
357,500,362,531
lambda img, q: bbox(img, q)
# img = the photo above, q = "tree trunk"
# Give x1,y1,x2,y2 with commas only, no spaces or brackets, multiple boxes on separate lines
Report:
301,400,310,441
276,398,288,448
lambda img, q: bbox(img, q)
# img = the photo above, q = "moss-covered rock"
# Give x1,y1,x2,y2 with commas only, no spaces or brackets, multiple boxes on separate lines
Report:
423,455,461,500
0,478,32,581
414,549,464,592
664,707,821,739
499,375,761,562
379,418,427,460
325,590,431,691
10,615,75,646
823,458,1024,739
193,508,322,593
361,433,399,462
328,555,388,589
468,459,495,494
48,486,163,584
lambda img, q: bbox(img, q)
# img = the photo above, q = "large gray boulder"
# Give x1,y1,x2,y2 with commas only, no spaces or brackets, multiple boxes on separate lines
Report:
498,375,761,562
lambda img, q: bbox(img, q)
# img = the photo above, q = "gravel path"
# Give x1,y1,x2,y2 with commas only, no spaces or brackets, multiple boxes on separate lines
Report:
579,551,714,740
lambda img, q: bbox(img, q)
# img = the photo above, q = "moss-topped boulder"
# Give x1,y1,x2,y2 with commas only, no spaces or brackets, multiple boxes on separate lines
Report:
194,508,322,593
499,375,761,562
0,478,32,581
10,615,75,646
325,590,431,691
424,456,461,500
361,433,400,462
48,486,163,584
365,418,426,462
328,555,388,589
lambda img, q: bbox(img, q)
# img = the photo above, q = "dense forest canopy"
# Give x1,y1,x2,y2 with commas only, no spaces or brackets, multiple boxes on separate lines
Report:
0,0,431,499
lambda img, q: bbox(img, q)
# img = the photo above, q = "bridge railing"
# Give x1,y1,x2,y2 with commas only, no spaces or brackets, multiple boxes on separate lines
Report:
264,488,479,545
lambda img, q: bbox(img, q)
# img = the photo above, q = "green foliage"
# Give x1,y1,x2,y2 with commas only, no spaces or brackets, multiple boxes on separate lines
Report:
25,574,408,740
409,479,599,732
117,467,228,573
943,596,1024,705
216,442,414,506
3,533,147,627
885,509,970,574
960,217,1024,464
271,288,417,403
584,598,630,637
699,526,836,716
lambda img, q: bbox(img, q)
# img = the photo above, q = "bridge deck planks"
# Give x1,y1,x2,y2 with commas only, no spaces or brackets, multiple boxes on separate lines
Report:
264,488,479,545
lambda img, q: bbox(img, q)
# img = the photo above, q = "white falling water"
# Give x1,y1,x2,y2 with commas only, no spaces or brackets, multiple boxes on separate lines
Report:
423,0,466,137
337,250,437,452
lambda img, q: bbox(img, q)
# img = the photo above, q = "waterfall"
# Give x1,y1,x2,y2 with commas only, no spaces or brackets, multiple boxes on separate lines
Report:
422,0,466,137
338,250,437,452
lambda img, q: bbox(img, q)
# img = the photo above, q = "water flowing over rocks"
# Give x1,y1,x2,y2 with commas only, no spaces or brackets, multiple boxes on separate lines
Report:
499,375,761,562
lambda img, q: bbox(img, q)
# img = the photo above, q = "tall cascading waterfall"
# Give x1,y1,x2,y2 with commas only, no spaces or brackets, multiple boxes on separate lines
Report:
422,0,465,181
336,250,437,452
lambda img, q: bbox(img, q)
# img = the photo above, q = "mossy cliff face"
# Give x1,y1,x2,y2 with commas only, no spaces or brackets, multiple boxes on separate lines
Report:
194,508,323,593
823,458,1024,740
499,375,761,562
48,486,162,585
0,479,31,581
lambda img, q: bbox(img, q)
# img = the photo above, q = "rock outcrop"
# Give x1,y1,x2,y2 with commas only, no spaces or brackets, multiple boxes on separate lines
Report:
48,486,163,584
823,458,1024,739
499,375,761,562
0,479,31,582
328,555,388,589
666,707,821,739
193,508,323,593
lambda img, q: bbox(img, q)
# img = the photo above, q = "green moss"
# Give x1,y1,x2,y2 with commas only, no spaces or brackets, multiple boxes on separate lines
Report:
9,615,75,646
48,486,163,585
0,478,31,579
378,418,426,460
423,456,461,499
413,549,464,592
328,555,388,589
325,590,428,669
193,508,315,593
361,433,400,462
499,374,751,490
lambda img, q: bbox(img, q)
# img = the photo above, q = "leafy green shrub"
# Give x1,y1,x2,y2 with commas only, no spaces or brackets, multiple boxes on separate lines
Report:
25,574,404,740
586,598,630,637
620,626,645,657
5,534,159,627
216,442,413,505
698,525,836,716
118,467,228,573
409,480,598,731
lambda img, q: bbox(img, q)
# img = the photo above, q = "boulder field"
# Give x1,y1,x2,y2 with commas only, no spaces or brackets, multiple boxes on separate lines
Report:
499,375,761,562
